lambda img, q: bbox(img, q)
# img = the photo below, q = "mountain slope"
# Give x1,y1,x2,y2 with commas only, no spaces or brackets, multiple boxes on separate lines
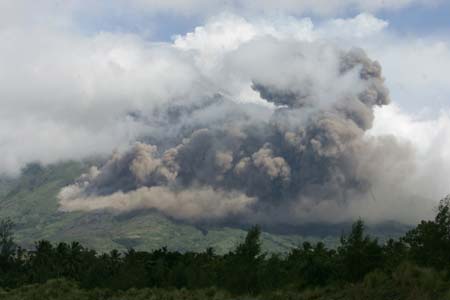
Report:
0,162,409,253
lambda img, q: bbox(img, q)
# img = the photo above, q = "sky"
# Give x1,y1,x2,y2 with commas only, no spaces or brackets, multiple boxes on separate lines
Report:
0,1,449,224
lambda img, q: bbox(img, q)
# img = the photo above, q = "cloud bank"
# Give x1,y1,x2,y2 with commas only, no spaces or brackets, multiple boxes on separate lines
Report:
0,4,449,225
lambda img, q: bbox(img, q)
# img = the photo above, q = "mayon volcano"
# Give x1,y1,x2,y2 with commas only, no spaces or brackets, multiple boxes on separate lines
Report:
0,12,449,252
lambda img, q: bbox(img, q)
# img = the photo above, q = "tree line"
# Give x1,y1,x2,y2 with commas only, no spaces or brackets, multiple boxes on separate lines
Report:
1,196,450,298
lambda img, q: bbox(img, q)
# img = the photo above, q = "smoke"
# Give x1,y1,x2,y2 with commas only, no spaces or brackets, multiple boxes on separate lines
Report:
59,38,422,225
1,5,447,225
59,185,255,222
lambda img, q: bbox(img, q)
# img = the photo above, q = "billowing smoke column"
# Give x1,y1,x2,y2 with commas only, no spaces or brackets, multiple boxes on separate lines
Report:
59,42,411,225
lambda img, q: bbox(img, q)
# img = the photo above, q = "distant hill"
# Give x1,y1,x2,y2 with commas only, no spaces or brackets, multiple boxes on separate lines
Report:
0,162,410,253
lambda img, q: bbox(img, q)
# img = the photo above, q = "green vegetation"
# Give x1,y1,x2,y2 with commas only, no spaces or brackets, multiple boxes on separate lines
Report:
0,196,450,299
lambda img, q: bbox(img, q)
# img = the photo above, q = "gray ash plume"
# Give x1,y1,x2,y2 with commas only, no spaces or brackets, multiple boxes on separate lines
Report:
58,44,413,225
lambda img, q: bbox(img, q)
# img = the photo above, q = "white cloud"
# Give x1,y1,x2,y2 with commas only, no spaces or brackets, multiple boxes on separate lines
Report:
0,28,209,175
370,105,450,201
0,4,449,224
318,13,388,39
1,9,448,173
173,14,316,76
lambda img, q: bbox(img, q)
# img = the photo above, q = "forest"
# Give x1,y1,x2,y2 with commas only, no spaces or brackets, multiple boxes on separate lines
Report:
1,196,450,300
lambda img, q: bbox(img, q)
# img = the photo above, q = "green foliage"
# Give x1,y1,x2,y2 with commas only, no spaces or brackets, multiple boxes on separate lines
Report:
403,195,450,270
0,279,232,300
0,218,19,288
287,241,336,288
0,218,16,261
0,215,450,300
337,219,383,282
220,226,265,294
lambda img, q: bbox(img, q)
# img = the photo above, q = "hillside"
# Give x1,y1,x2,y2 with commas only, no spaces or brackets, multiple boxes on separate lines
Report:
0,162,409,253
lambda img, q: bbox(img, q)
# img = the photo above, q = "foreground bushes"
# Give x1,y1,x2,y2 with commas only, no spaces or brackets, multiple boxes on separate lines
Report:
2,265,450,300
0,280,231,300
1,196,450,299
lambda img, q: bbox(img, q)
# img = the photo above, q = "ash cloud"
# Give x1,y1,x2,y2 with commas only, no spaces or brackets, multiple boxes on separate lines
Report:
59,43,417,225
0,4,447,226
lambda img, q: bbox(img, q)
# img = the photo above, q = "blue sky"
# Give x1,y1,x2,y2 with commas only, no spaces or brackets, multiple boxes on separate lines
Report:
71,1,450,41
379,2,450,36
